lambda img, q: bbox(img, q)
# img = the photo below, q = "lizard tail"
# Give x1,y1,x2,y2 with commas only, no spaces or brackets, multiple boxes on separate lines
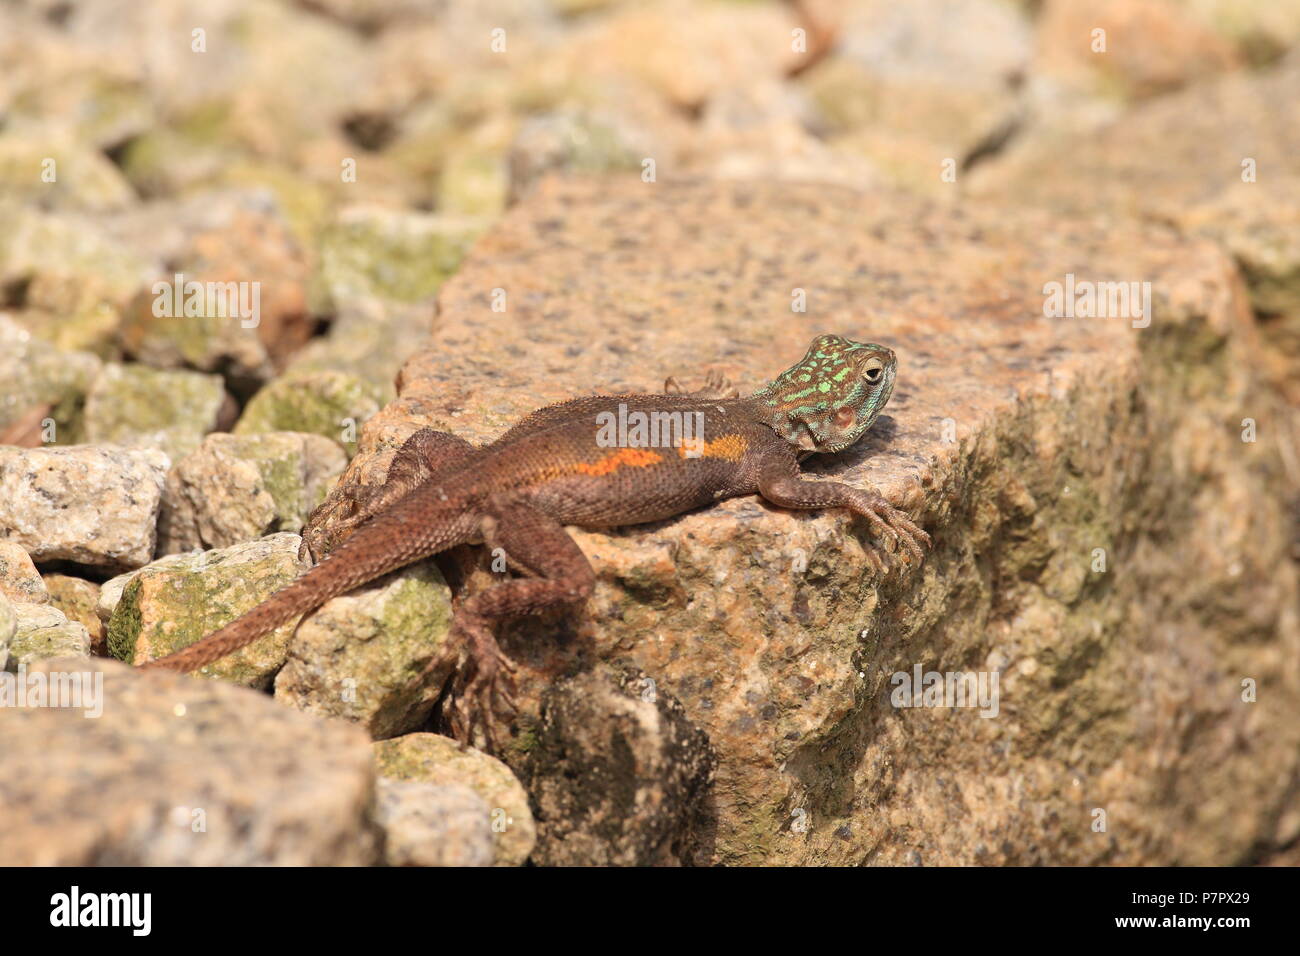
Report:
137,488,470,674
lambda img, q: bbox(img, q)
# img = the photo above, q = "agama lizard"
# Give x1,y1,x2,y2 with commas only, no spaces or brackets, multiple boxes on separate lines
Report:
139,334,930,741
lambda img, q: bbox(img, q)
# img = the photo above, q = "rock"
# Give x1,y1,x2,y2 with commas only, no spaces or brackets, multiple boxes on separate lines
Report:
328,177,1299,865
0,593,15,671
519,667,713,866
234,369,386,457
0,8,153,150
966,55,1300,407
43,574,105,656
97,549,199,626
373,779,493,867
158,432,347,555
797,0,1031,196
274,561,454,738
438,118,514,218
374,732,537,866
507,110,656,205
0,133,137,212
1034,0,1240,101
0,313,103,444
0,444,169,571
116,204,313,391
83,363,228,461
308,205,483,313
559,0,802,112
0,207,156,352
284,299,433,404
106,533,307,688
6,604,90,671
0,541,48,605
0,658,380,865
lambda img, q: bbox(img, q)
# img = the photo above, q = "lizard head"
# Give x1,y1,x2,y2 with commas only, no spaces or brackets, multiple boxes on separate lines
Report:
755,333,897,455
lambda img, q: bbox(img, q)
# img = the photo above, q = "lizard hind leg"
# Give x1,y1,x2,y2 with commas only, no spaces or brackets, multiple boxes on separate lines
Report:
302,428,478,561
444,496,596,748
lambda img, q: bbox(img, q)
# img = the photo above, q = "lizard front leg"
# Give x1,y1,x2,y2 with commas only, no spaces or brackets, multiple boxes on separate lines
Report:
301,428,478,561
756,449,930,569
443,495,596,747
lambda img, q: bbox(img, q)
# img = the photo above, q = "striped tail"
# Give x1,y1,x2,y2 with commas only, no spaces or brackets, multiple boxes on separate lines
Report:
137,488,468,673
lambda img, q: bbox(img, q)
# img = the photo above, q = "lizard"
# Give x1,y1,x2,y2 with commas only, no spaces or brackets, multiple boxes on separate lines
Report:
138,334,931,742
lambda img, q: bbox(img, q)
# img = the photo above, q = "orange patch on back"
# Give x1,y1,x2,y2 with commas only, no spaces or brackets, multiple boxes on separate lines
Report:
677,434,748,461
574,447,664,476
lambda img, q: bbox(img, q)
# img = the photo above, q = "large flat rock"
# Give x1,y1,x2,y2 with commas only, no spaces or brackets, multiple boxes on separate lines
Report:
320,177,1299,865
0,658,379,865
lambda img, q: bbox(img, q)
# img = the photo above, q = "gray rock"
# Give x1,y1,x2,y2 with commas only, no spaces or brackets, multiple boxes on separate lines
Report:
373,779,493,867
83,363,227,462
374,732,537,866
0,658,380,865
0,445,169,571
0,314,102,444
158,432,347,555
522,667,715,867
234,369,386,458
6,604,90,671
308,204,482,313
106,533,307,689
0,541,48,605
274,561,453,738
0,593,15,671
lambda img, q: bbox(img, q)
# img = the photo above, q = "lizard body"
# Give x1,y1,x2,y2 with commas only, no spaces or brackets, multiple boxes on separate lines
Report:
139,334,930,740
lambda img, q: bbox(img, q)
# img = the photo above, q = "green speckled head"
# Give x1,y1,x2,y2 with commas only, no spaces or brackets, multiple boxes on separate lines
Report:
754,333,896,454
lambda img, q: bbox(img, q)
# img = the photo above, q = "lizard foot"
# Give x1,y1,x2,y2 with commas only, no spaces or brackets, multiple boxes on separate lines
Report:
445,619,519,749
855,495,931,567
663,369,739,399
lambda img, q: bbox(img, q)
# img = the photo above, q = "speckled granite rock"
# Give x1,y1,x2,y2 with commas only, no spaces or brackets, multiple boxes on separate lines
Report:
374,732,536,866
274,561,454,738
373,778,493,867
285,300,433,404
521,666,714,866
0,658,380,865
6,604,90,671
967,55,1300,318
0,542,48,605
0,593,16,671
116,203,313,390
158,431,347,554
43,574,105,656
309,205,482,313
83,363,228,461
106,533,306,688
234,369,386,457
0,445,169,571
319,177,1300,865
0,313,102,444
797,0,1031,196
0,134,138,212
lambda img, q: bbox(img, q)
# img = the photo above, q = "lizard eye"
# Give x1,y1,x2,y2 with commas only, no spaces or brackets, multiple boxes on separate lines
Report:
864,362,884,384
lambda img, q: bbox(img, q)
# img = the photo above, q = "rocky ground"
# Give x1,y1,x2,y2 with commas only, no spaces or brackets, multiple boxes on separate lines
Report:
0,0,1297,866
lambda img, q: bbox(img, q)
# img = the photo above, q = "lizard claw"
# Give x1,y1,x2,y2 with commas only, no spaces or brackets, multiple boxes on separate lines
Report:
445,620,519,750
849,492,929,569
